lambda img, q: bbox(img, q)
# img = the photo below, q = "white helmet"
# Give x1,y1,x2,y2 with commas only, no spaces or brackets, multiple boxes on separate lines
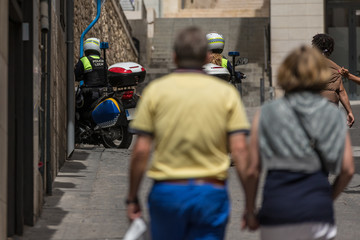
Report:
84,37,101,55
206,32,225,53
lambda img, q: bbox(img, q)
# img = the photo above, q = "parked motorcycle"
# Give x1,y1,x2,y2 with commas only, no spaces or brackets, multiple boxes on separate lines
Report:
108,62,144,122
75,62,145,149
203,63,231,80
228,52,248,95
203,53,248,87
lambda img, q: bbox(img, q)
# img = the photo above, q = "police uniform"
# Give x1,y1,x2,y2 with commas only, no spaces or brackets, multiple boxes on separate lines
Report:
74,54,108,119
74,55,107,87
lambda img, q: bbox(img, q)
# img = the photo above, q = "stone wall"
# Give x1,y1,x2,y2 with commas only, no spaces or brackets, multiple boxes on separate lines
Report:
74,0,138,66
49,6,67,183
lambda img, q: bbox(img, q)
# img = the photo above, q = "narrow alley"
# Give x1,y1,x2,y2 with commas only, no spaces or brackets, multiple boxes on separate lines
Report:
3,1,360,239
17,105,360,240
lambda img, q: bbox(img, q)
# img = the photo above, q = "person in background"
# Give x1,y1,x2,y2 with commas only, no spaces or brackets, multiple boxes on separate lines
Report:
74,37,108,118
74,37,107,87
246,45,354,240
338,65,360,86
312,33,354,127
341,68,360,83
206,32,237,74
126,26,254,240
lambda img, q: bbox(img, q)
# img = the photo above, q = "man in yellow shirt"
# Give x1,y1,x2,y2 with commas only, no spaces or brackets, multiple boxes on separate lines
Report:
126,26,253,240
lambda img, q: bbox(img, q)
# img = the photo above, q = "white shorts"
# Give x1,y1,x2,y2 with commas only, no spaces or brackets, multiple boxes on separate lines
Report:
260,223,337,240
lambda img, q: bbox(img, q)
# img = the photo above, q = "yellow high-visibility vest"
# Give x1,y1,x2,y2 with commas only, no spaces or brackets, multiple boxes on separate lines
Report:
80,55,100,73
221,58,228,68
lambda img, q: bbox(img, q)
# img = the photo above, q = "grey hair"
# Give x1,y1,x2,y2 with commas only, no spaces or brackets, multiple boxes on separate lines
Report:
173,26,209,68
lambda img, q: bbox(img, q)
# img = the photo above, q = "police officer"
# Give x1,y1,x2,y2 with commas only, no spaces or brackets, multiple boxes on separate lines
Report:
206,32,242,82
206,33,231,70
74,37,108,119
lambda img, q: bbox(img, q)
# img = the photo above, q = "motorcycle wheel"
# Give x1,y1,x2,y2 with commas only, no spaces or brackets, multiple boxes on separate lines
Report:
101,126,133,149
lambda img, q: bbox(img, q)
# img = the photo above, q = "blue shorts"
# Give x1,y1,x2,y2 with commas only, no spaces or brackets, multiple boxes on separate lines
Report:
148,180,230,240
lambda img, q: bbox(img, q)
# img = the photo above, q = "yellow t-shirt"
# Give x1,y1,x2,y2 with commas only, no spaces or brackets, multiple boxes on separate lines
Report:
130,71,250,180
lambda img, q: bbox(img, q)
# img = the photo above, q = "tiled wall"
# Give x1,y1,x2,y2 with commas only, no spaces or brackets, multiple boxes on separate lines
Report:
270,0,324,96
0,0,8,238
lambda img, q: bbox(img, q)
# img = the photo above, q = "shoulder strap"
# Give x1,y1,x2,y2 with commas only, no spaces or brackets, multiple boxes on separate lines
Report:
89,55,100,59
285,96,328,173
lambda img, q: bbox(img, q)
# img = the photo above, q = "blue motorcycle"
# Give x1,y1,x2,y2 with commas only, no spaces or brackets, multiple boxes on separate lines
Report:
75,62,145,148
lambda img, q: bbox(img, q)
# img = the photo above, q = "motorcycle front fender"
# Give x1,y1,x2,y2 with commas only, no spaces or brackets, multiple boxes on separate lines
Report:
116,110,128,127
92,97,127,128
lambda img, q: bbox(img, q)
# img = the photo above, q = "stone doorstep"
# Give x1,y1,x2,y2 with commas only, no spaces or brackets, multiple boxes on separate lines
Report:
352,146,360,157
350,100,360,106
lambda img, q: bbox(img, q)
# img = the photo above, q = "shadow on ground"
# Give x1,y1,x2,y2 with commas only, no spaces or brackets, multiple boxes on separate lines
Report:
18,151,89,240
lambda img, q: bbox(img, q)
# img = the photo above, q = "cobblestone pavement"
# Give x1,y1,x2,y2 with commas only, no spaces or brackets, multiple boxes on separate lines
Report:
17,105,360,240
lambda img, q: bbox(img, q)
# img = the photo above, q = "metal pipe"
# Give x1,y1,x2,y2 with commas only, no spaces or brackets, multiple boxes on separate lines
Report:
40,0,49,33
39,32,46,180
67,0,75,158
46,0,52,195
263,26,267,74
39,0,49,183
80,0,102,57
260,78,265,104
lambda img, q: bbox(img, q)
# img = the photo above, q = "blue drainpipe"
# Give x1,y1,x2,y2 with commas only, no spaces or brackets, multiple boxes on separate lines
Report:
80,0,102,57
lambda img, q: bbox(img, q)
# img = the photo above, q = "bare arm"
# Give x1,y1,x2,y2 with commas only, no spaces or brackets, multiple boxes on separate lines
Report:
231,111,261,231
332,132,354,200
338,81,354,127
339,67,360,84
346,72,360,85
127,134,153,220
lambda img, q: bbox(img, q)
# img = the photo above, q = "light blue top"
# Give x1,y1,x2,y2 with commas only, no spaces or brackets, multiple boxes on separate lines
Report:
259,91,347,174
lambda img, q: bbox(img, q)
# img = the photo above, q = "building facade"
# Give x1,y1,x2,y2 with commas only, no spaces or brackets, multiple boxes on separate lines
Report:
143,0,360,99
270,0,325,96
2,1,73,237
2,0,359,238
1,1,138,238
271,0,360,98
140,0,270,106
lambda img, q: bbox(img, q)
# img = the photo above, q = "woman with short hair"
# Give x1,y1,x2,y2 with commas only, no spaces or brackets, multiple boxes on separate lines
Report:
243,45,354,240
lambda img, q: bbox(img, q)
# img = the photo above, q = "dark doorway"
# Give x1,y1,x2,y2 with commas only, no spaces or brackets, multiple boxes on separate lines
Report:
8,0,24,236
326,0,360,99
8,0,34,236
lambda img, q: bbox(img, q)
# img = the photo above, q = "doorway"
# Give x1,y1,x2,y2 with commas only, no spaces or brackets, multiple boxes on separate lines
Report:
8,0,35,236
326,1,360,99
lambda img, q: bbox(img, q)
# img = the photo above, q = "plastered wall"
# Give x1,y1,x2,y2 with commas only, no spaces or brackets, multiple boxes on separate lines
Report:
270,0,324,97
